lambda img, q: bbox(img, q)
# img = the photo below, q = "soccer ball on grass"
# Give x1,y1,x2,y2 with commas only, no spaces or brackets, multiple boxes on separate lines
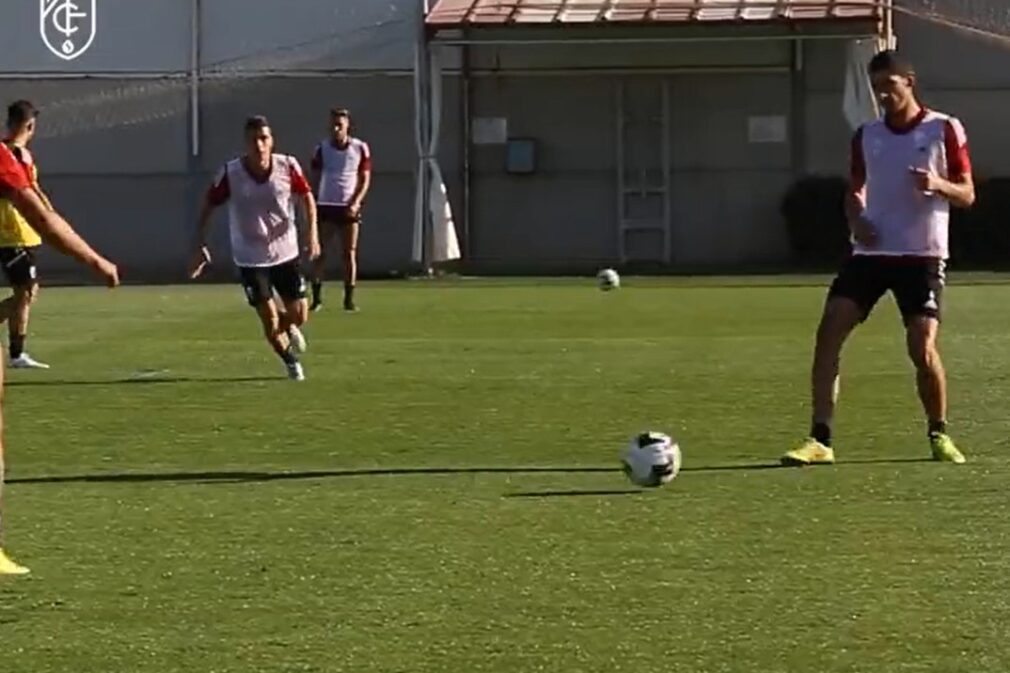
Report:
597,268,620,291
621,432,682,487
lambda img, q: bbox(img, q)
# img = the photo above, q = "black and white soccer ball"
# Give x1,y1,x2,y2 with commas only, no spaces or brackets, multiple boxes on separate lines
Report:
621,432,682,487
597,268,620,291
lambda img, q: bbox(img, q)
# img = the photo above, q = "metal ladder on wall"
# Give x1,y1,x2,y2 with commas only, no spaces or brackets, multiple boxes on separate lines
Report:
615,79,672,264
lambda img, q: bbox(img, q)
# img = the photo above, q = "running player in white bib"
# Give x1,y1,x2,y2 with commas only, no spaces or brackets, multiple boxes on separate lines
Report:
309,108,371,312
189,116,321,381
784,51,976,467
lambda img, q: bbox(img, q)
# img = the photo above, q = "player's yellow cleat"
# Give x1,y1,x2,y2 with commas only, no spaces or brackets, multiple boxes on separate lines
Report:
0,548,30,576
781,438,835,466
930,433,966,464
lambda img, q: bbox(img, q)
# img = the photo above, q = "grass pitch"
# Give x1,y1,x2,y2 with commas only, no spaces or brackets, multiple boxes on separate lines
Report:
2,277,1009,672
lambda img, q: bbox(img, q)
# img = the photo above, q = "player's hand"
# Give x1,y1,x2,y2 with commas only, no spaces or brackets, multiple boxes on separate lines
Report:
910,167,944,195
307,237,322,261
93,257,120,288
348,202,361,220
849,215,878,248
188,246,211,279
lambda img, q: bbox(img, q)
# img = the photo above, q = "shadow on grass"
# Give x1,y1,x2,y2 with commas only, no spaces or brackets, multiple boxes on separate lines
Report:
6,375,279,388
502,457,936,497
7,457,937,488
8,466,616,486
504,489,645,498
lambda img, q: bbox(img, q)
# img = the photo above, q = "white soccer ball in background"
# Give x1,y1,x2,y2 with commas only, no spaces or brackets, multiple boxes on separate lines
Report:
621,432,682,487
597,268,620,291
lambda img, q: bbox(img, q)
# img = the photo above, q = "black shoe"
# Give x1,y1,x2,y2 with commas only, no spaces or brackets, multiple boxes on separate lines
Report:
343,298,358,312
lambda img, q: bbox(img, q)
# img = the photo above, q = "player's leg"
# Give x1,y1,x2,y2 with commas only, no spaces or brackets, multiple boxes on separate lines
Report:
811,297,864,428
0,247,22,326
281,296,309,354
8,282,42,367
781,298,864,466
905,317,947,430
241,266,302,380
783,257,885,466
271,260,309,355
340,216,360,311
254,297,304,381
0,363,29,575
310,213,338,312
896,261,964,463
9,253,45,369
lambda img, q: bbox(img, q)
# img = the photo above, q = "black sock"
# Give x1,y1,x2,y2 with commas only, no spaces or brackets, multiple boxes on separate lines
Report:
929,420,947,436
311,281,322,305
279,346,298,366
9,333,24,360
810,422,832,447
344,284,355,304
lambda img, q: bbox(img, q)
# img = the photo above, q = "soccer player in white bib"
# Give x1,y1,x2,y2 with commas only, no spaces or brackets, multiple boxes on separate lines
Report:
190,116,320,381
784,51,975,466
309,108,372,312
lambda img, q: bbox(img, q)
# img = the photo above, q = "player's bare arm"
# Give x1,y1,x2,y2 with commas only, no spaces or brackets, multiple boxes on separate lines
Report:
33,183,53,211
348,168,371,218
309,163,322,200
300,190,321,260
844,183,877,248
4,187,118,287
189,193,217,279
909,167,976,208
845,126,877,248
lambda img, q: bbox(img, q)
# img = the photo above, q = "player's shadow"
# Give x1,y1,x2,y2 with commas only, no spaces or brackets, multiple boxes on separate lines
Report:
504,489,646,498
501,458,933,497
503,463,784,498
841,457,934,466
7,466,618,486
6,375,281,388
6,462,774,488
6,457,934,491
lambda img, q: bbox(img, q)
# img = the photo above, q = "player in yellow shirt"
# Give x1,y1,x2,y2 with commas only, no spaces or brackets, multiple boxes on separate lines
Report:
0,99,120,575
0,101,51,369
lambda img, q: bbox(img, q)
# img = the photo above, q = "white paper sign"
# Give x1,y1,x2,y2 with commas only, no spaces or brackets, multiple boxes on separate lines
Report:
472,117,508,145
748,116,787,144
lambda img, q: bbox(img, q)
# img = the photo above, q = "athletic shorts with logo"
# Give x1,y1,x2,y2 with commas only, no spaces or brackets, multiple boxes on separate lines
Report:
238,259,307,307
828,254,945,322
0,246,39,287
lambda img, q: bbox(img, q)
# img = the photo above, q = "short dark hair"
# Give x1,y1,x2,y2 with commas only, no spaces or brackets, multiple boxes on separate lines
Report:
244,115,270,134
868,50,915,77
7,100,38,130
330,108,350,119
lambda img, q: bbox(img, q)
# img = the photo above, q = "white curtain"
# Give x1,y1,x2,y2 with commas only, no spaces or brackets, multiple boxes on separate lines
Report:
413,42,460,266
426,47,460,264
412,40,426,264
842,38,883,131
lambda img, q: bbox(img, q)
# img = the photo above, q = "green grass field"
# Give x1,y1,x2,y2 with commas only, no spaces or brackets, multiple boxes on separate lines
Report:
3,277,1010,672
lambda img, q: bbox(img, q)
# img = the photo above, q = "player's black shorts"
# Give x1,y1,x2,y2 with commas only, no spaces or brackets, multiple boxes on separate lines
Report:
318,205,361,227
238,259,307,307
828,255,946,322
0,246,39,287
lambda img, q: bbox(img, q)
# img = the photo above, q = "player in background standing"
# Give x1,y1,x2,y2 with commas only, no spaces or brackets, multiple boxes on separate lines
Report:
0,138,119,574
189,116,320,381
309,108,371,312
783,51,975,467
0,101,53,369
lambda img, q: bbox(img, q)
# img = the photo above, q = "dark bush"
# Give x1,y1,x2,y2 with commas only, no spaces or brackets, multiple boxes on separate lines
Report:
780,175,850,267
781,174,1010,269
949,176,1010,267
